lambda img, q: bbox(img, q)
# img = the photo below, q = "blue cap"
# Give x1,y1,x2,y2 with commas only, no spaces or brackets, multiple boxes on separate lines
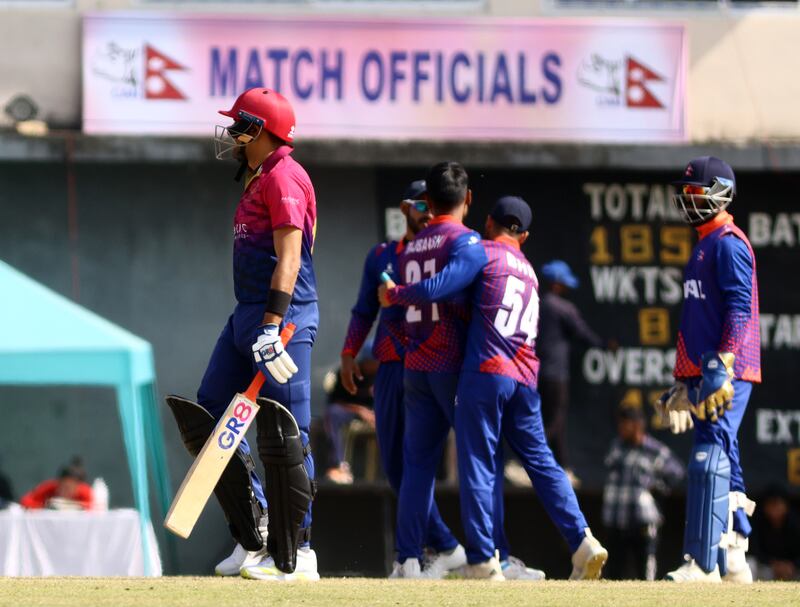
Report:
490,195,532,233
672,156,736,196
402,179,426,202
541,260,579,289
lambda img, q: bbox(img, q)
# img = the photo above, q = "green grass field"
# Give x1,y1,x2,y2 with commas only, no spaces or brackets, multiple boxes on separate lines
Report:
1,578,798,607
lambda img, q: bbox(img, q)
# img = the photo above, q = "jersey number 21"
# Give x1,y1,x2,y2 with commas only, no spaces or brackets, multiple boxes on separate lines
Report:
405,259,439,323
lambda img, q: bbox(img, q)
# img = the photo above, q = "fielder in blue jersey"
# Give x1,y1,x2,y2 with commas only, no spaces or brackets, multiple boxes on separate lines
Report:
378,162,519,579
384,196,608,580
339,180,465,571
657,157,761,583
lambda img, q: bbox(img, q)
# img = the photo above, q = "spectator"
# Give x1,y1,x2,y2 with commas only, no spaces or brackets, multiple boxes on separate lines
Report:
20,457,94,510
537,259,605,486
750,485,800,580
323,354,379,484
602,405,684,580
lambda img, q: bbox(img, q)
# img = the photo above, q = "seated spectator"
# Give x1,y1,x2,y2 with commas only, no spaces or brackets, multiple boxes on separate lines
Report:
323,354,379,484
20,457,93,510
602,405,684,580
750,484,800,581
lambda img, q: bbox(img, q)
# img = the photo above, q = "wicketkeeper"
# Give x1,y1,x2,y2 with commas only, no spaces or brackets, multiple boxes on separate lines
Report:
657,156,760,583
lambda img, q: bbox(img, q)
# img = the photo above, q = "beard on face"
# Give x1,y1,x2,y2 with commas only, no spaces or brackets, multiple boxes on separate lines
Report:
407,213,430,235
232,145,246,163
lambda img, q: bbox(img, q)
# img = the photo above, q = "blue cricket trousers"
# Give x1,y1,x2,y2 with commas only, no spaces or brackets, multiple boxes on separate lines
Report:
373,361,457,553
396,370,509,562
687,378,753,537
197,301,317,532
456,371,588,564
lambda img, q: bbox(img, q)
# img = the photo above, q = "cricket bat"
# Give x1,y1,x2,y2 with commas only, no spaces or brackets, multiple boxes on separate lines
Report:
164,323,295,539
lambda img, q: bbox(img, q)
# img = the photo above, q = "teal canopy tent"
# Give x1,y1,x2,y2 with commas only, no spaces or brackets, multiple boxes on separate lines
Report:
0,260,171,576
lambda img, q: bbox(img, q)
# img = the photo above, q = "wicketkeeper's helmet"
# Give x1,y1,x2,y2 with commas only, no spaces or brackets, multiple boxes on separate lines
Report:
672,156,736,225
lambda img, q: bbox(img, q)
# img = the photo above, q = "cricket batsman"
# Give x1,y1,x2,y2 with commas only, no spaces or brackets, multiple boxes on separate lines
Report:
382,196,608,580
657,157,760,583
168,88,319,581
340,180,467,574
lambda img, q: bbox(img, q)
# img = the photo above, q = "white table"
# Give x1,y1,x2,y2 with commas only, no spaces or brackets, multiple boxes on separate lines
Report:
0,505,162,576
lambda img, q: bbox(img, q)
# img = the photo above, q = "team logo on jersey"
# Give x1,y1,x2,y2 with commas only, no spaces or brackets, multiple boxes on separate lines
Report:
577,54,666,109
91,42,189,100
684,279,707,300
697,250,705,262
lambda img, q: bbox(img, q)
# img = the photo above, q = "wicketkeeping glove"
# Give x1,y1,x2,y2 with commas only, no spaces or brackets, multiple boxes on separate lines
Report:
252,324,299,384
655,382,694,434
693,351,735,423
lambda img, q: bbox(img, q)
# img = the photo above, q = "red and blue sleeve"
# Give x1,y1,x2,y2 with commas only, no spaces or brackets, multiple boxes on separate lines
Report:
388,232,487,306
716,235,754,353
342,246,382,357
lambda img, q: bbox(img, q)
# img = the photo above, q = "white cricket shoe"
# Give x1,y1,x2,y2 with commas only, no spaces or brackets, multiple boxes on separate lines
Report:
723,536,753,584
665,557,721,582
423,544,468,579
569,529,608,580
501,555,546,581
215,543,268,576
214,514,268,576
240,547,320,581
389,558,424,579
464,556,505,582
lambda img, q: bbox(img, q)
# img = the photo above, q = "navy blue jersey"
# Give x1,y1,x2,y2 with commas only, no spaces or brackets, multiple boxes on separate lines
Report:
342,240,406,362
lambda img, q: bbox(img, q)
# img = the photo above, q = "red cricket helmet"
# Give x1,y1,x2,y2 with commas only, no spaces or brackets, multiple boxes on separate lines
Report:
219,88,296,143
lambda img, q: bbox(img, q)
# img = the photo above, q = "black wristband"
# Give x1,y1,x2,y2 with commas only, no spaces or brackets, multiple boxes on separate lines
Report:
265,289,292,318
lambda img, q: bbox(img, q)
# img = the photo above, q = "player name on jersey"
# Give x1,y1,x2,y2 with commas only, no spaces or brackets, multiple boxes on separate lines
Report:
405,235,445,254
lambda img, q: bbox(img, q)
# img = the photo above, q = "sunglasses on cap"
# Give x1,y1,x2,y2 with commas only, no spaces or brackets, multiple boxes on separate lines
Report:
405,199,430,213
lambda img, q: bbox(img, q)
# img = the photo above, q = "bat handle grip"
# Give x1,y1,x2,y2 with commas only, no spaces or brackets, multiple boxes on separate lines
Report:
380,272,392,284
245,323,296,400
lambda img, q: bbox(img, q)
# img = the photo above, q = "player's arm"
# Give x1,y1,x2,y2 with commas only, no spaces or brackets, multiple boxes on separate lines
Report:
384,234,487,307
695,236,753,421
262,227,303,325
252,175,307,384
716,235,754,353
341,248,382,394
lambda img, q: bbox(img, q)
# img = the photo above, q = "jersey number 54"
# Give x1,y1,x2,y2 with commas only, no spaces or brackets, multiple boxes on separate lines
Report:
495,275,539,344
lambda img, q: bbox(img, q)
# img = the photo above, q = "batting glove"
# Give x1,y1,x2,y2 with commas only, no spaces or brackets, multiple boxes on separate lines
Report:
252,324,298,384
655,382,694,434
694,351,735,423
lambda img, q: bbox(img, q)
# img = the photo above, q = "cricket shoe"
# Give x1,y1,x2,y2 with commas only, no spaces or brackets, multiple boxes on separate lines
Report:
422,544,468,579
215,544,268,576
501,555,546,581
389,558,424,579
569,529,608,580
665,557,721,582
464,556,505,582
214,514,268,576
240,547,320,581
722,535,753,584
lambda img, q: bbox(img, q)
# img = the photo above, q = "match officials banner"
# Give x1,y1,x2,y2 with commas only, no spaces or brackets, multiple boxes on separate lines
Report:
82,14,686,142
